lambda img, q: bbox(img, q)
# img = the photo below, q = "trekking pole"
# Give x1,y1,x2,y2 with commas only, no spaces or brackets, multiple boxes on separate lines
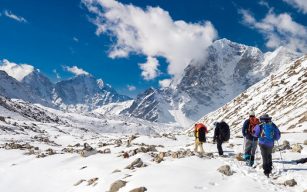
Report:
276,140,285,170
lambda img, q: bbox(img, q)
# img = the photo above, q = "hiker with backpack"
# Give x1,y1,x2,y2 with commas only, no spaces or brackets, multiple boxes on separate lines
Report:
242,111,260,166
253,114,281,177
213,120,230,156
194,123,208,154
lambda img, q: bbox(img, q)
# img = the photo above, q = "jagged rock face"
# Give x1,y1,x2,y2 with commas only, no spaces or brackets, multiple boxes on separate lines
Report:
53,74,130,111
122,88,174,123
21,70,54,106
128,39,301,125
199,55,307,134
0,71,40,103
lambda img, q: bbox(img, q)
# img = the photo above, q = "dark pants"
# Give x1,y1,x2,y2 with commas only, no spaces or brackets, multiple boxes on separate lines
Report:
260,144,273,174
217,139,223,155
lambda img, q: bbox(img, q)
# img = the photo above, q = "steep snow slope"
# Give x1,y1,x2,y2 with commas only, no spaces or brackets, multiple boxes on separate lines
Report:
196,55,307,134
93,100,134,116
126,39,300,126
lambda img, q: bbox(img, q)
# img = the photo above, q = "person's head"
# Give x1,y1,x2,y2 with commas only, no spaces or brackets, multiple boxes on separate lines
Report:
260,114,272,123
249,111,255,117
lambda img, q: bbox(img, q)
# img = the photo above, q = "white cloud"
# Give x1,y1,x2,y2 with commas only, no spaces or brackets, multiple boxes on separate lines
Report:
63,65,90,76
127,85,136,91
73,37,79,42
259,0,270,8
240,9,307,52
0,59,34,81
139,57,160,80
82,0,217,80
159,79,172,88
283,0,307,14
3,10,27,23
53,69,61,79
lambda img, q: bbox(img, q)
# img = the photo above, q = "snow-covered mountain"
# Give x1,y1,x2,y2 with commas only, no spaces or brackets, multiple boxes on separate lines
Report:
53,74,131,112
0,59,131,111
195,55,307,134
126,39,301,126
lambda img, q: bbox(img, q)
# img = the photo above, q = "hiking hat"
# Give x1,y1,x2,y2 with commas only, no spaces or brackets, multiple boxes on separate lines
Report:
249,111,255,116
260,114,272,121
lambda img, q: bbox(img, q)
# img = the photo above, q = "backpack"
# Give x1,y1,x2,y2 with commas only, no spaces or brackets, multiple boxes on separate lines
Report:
198,127,207,142
219,122,230,141
248,117,260,134
260,123,275,142
195,123,207,142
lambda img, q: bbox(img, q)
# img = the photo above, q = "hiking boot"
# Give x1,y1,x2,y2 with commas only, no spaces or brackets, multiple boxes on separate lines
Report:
264,173,270,178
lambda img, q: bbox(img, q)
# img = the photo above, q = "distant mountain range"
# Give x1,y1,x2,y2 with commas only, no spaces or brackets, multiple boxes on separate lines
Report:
0,39,302,126
0,60,130,112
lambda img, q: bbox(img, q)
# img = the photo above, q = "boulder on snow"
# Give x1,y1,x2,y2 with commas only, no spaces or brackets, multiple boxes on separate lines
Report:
129,187,147,192
217,165,233,176
0,116,5,122
235,153,244,161
109,180,127,192
125,158,145,170
74,179,86,186
284,179,297,187
87,177,98,186
291,144,303,153
273,140,291,152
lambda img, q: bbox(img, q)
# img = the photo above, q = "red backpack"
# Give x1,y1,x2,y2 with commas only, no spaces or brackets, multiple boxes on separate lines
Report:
248,117,260,134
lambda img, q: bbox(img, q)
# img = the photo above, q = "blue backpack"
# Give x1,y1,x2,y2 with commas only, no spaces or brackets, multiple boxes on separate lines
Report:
260,122,275,142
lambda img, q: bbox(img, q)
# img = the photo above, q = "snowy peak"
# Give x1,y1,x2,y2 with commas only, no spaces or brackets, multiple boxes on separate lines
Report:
54,74,130,111
198,55,307,133
0,59,35,81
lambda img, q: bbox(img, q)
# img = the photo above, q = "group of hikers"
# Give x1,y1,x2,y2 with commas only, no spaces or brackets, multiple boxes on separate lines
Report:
193,111,281,178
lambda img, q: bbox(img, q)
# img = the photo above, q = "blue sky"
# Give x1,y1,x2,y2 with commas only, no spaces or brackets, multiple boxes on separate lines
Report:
0,0,306,97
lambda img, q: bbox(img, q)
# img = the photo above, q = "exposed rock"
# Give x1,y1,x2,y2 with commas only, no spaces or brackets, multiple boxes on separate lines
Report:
112,169,121,173
87,177,98,186
294,158,307,164
291,144,303,153
0,116,5,122
125,158,145,170
284,179,297,187
217,165,233,176
304,140,307,145
46,148,56,155
109,180,127,192
123,152,129,158
235,153,244,161
129,187,147,192
103,148,111,154
83,143,93,151
274,140,291,152
74,179,86,186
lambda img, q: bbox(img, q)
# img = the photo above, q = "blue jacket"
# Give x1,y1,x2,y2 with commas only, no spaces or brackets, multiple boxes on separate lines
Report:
242,119,258,140
253,121,281,147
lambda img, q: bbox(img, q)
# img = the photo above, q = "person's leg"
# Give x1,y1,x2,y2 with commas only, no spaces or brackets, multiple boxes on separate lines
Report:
250,140,258,166
194,140,198,152
217,139,223,155
199,143,204,154
244,139,252,161
260,144,271,176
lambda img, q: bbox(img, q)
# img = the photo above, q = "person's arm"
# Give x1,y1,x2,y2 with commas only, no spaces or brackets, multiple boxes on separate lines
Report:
252,124,260,137
273,123,281,140
213,127,218,142
242,120,248,137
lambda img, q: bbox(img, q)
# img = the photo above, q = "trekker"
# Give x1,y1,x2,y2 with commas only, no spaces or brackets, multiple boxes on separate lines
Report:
194,123,208,154
253,114,281,177
213,120,230,156
242,111,260,166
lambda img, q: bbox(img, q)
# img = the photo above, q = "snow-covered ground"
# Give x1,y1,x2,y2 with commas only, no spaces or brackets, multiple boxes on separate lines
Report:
0,97,306,192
